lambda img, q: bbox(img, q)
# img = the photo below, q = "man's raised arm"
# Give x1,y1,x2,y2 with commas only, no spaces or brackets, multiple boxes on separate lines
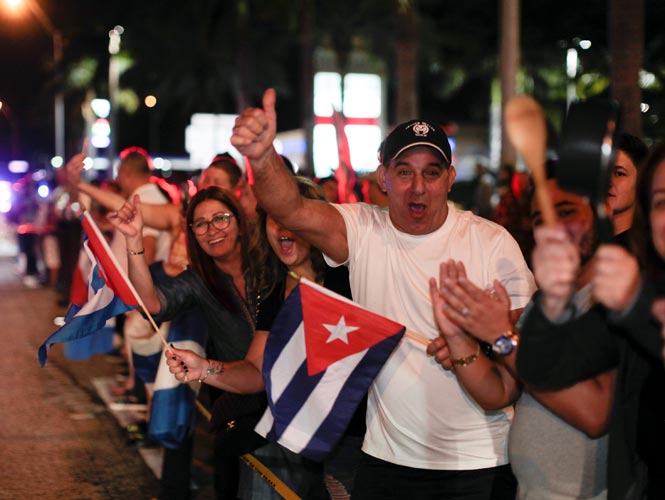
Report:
231,88,348,263
66,154,181,232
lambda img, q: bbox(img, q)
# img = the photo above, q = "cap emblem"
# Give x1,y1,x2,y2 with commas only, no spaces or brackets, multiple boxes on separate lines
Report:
408,121,434,137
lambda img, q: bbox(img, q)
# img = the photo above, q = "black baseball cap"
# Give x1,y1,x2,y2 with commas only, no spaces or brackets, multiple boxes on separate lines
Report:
380,119,452,165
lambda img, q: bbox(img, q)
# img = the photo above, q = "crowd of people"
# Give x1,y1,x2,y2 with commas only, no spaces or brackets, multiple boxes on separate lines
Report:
18,85,665,500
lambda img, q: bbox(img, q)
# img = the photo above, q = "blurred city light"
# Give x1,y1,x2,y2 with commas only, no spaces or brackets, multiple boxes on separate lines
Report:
0,181,11,214
153,157,171,170
639,70,657,88
32,169,46,181
8,160,28,174
145,95,157,108
91,118,111,148
566,48,578,78
579,39,592,50
37,183,49,199
641,103,650,113
82,157,94,170
5,0,22,11
313,72,383,177
50,156,64,168
91,98,111,118
108,25,124,54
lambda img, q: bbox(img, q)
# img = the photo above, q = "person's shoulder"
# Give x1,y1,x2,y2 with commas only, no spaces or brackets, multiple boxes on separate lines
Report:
452,204,509,237
334,201,388,224
133,182,169,203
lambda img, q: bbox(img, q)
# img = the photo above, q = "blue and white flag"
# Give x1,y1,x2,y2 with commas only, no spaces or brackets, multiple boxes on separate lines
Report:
147,303,207,448
39,212,140,366
255,278,405,461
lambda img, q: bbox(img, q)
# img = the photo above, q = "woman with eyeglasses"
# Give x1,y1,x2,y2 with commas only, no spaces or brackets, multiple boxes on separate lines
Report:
108,186,263,499
166,177,362,500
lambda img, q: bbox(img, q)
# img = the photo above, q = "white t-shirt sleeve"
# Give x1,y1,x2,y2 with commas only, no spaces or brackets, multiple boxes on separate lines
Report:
133,184,169,241
323,202,375,268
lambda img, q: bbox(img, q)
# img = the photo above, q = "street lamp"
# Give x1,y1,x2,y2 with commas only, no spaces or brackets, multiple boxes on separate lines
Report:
108,25,123,168
4,0,65,160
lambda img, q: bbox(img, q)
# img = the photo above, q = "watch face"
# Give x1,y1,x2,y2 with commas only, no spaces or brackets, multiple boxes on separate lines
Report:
493,335,515,356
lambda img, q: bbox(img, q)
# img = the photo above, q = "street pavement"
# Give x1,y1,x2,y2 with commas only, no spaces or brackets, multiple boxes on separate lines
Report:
0,255,215,500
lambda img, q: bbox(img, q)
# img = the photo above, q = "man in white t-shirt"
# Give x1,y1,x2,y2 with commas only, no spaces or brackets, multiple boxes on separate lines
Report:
106,150,172,401
231,89,535,499
110,150,172,266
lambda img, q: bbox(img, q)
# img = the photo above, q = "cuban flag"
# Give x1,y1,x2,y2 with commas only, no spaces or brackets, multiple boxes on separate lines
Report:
148,311,207,448
38,212,141,366
136,262,208,448
255,278,405,461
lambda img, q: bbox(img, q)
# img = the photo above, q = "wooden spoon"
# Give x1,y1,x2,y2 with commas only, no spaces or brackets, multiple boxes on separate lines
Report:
504,96,557,226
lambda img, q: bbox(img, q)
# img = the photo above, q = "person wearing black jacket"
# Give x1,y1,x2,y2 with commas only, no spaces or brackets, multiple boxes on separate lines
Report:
517,145,665,499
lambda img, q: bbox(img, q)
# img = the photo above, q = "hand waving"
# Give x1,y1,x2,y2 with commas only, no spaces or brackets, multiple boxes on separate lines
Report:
107,194,144,239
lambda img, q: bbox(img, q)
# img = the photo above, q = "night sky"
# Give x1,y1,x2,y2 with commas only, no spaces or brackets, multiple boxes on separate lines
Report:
1,0,663,172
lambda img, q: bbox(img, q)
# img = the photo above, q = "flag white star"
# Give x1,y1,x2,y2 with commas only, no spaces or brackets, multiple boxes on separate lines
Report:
324,316,360,344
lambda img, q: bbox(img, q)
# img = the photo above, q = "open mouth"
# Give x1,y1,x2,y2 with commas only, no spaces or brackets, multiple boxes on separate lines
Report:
408,202,427,216
278,236,295,253
208,236,226,245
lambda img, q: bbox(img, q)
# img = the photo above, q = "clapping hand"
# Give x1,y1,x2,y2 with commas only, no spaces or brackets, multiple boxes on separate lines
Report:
432,260,513,344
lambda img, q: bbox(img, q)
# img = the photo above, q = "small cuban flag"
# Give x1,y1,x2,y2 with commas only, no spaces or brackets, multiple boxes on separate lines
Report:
255,278,405,461
38,212,141,366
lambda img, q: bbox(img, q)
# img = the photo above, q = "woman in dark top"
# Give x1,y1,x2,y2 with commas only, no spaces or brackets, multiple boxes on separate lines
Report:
517,145,665,499
167,177,363,499
108,186,263,499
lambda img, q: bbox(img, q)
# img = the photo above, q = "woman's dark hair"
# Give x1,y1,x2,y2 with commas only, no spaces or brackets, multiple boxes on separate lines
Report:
630,143,665,278
185,186,261,311
257,176,327,297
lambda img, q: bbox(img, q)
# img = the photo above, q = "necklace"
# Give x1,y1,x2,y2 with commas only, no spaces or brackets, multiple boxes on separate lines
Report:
287,270,301,281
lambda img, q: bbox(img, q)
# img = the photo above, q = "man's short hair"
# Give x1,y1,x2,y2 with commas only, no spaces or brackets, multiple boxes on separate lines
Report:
379,119,452,166
119,150,152,177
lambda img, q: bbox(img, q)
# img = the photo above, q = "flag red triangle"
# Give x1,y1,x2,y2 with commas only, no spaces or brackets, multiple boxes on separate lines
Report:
82,214,140,306
301,283,404,376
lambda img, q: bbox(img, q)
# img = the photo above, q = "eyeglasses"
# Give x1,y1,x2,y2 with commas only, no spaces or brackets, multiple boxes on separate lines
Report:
190,213,234,235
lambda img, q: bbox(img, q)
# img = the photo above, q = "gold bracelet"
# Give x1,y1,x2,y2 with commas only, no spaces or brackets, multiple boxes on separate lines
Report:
198,361,224,383
127,248,145,256
451,343,480,368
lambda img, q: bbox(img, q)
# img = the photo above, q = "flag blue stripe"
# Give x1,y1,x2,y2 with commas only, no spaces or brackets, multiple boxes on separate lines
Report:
39,296,134,366
300,330,404,461
266,360,325,441
261,286,304,378
133,350,162,384
148,384,197,449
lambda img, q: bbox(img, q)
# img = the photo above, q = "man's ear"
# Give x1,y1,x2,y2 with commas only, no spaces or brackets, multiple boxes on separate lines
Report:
377,165,388,193
447,165,457,193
